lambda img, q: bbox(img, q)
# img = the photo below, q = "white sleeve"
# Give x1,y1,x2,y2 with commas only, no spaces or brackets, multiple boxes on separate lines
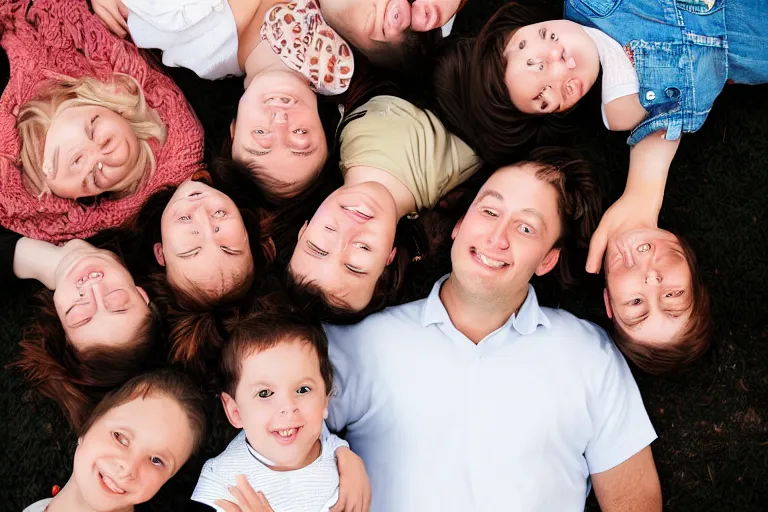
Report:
190,460,232,512
123,0,226,32
584,329,658,474
321,422,350,452
325,324,375,434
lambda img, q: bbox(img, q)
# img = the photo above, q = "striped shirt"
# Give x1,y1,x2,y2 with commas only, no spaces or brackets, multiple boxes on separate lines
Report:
191,426,348,512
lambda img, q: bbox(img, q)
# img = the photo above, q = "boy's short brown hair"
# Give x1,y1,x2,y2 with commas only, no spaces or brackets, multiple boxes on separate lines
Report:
611,235,713,375
219,294,333,398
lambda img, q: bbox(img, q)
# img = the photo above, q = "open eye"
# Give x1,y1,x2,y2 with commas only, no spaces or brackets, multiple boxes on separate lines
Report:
630,298,643,306
179,215,191,221
113,431,129,447
665,290,684,298
297,385,311,394
293,129,308,135
353,242,370,251
482,208,499,217
258,389,274,398
518,224,534,235
150,456,165,468
212,210,225,218
254,129,266,135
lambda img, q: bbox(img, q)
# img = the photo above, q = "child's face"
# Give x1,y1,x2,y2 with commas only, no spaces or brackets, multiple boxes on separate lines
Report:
72,394,195,509
43,105,140,199
223,340,330,471
603,228,693,344
232,71,328,198
288,182,399,312
503,20,600,114
52,241,150,351
157,180,254,298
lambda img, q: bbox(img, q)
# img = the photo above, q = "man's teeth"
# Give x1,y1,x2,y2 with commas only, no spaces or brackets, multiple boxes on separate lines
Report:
477,252,507,269
101,473,125,494
277,428,297,437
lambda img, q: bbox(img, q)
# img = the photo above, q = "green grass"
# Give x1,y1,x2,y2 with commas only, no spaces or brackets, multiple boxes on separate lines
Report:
2,1,768,509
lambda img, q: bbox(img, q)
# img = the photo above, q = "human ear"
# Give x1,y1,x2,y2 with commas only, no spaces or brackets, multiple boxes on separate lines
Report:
153,243,166,266
451,216,465,241
229,119,236,140
221,392,243,429
323,395,330,420
534,248,561,276
297,221,308,241
603,288,613,319
386,247,397,266
136,286,150,305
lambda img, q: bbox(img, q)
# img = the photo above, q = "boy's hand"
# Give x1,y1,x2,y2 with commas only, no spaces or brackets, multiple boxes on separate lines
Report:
332,446,372,512
586,192,657,274
215,475,274,512
91,0,130,38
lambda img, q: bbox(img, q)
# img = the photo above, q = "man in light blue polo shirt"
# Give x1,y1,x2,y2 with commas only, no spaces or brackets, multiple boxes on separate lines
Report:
326,148,662,511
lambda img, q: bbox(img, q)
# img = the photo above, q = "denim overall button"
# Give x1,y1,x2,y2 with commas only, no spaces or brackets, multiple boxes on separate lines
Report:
665,87,680,99
645,90,657,101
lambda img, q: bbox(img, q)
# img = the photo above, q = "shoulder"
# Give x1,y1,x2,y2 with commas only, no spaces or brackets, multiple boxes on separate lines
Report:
23,498,52,512
325,298,426,342
541,307,616,353
200,430,249,478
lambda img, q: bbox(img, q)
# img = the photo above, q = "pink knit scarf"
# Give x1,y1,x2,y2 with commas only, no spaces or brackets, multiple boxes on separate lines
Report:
0,0,204,243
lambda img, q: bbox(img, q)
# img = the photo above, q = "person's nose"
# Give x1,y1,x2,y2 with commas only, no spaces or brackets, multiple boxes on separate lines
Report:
270,109,289,126
487,223,510,251
645,269,662,285
112,454,138,481
278,394,299,416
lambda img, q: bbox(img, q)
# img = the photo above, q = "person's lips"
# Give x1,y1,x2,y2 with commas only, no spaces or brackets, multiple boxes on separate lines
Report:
410,2,442,32
384,0,411,38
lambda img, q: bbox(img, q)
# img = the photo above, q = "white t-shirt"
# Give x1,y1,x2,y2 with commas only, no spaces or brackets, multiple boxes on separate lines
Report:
23,498,52,512
123,0,241,79
326,275,657,512
582,26,640,129
191,425,348,512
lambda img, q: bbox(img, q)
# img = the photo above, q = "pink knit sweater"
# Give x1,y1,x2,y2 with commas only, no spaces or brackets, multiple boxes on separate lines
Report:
0,0,204,243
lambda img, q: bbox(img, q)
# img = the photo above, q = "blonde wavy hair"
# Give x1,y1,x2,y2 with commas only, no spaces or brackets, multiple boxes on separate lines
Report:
17,73,167,199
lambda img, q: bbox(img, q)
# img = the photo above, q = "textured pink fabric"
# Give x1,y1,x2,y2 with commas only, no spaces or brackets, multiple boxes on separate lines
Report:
0,0,204,243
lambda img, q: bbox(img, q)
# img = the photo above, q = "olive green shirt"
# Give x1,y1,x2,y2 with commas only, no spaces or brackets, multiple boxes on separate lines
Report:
340,96,482,211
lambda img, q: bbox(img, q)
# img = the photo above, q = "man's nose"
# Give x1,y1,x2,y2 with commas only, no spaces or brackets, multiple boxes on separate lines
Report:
487,224,510,250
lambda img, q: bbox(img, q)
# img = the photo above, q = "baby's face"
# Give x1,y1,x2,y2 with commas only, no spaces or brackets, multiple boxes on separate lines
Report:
227,340,329,471
503,20,600,114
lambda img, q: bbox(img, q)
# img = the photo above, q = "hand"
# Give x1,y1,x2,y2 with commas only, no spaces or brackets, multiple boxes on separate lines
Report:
586,192,658,274
215,475,274,512
91,0,130,38
332,447,371,512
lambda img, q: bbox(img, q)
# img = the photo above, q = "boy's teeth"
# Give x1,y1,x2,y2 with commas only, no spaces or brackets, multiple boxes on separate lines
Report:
277,428,297,437
478,252,506,269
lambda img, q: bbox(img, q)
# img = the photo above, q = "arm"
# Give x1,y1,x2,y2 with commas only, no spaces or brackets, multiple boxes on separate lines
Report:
586,132,681,273
591,446,662,512
332,446,371,512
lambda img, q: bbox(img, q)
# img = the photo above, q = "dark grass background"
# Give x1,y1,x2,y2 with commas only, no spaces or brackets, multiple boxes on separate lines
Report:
2,0,768,510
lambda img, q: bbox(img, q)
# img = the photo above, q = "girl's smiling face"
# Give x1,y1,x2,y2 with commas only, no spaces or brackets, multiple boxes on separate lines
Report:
72,394,195,509
503,20,600,114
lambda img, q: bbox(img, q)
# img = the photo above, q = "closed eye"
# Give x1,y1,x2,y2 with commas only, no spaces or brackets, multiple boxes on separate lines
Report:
307,240,328,257
221,246,243,255
291,149,316,157
245,147,270,157
177,248,201,258
481,208,499,217
345,264,366,275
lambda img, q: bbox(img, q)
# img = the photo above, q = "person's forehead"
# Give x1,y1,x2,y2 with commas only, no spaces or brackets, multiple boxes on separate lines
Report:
479,164,550,199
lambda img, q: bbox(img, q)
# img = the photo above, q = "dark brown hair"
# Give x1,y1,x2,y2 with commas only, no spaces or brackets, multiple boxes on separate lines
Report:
78,369,207,455
611,235,713,375
431,2,571,166
284,213,431,324
517,146,603,286
219,293,333,399
8,289,161,430
359,28,443,73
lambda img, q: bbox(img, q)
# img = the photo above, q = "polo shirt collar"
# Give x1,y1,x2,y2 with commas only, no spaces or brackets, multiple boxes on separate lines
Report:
421,274,551,335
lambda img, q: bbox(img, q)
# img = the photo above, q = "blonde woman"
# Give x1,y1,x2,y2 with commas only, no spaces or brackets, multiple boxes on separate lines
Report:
0,0,204,243
17,73,167,200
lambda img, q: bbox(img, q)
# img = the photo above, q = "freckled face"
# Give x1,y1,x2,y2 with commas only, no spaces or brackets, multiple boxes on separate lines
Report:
504,20,600,114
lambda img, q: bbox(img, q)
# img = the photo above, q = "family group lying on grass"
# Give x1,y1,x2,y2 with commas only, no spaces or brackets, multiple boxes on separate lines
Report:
1,0,763,510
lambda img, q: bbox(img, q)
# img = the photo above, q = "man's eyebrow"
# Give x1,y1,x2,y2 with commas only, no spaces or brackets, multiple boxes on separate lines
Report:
476,190,504,202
